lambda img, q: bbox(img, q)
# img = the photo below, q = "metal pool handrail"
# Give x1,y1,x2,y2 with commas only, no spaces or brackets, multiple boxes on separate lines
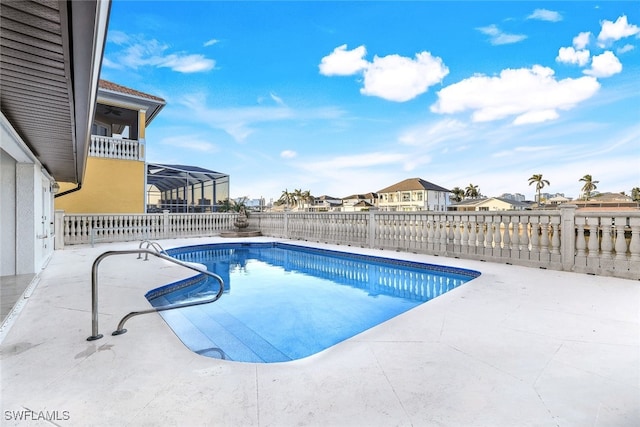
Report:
137,239,168,260
87,248,224,341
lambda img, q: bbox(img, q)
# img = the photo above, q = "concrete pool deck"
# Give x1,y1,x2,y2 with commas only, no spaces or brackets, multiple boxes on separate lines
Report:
1,237,638,426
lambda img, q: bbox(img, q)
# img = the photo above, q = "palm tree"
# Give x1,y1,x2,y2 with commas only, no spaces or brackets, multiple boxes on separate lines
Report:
632,187,640,202
277,189,295,208
234,196,248,213
528,174,550,206
464,183,479,199
292,188,303,210
579,174,599,201
217,198,234,212
217,197,247,213
450,187,465,203
301,190,313,209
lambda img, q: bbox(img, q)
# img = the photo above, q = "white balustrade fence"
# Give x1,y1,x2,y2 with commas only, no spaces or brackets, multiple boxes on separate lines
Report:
89,135,142,160
250,206,639,280
56,211,238,247
56,206,639,279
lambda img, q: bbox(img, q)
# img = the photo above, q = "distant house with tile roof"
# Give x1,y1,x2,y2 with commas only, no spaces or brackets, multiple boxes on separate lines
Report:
342,193,379,211
377,178,450,211
449,197,532,211
309,195,343,212
570,192,639,211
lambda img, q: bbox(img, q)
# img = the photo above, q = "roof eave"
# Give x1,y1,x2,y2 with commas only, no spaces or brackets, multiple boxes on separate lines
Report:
69,0,112,184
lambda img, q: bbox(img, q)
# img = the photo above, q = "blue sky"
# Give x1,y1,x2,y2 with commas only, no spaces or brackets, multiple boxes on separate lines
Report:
101,1,640,202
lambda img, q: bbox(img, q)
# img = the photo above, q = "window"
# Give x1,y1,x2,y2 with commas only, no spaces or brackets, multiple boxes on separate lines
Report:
402,192,411,202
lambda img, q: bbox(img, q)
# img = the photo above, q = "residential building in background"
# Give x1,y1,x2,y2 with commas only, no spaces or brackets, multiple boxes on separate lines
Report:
377,178,450,212
499,193,527,202
572,192,638,210
342,193,379,211
449,197,532,211
54,80,165,213
309,195,343,212
54,80,230,214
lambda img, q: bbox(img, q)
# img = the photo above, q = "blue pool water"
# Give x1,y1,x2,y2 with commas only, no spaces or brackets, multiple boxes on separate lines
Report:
146,243,480,363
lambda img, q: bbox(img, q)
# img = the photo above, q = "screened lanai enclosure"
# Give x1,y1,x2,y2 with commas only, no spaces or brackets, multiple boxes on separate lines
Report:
146,164,229,213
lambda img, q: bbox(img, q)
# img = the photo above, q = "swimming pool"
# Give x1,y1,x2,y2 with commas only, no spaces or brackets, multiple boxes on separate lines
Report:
147,242,480,363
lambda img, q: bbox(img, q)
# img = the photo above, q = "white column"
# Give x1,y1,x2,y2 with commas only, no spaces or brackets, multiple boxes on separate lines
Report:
54,210,65,249
16,163,36,274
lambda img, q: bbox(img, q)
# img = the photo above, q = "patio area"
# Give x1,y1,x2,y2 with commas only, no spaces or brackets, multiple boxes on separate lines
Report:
1,237,638,426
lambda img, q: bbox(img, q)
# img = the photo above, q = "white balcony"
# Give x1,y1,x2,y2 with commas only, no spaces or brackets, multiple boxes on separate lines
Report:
89,135,144,161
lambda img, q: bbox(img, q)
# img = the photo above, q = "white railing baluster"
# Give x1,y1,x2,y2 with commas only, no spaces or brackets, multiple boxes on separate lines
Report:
89,136,141,160
468,216,477,255
613,217,629,274
510,216,519,254
539,216,550,260
629,217,640,263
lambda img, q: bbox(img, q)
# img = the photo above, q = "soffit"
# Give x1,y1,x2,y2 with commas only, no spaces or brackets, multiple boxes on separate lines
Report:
0,0,110,183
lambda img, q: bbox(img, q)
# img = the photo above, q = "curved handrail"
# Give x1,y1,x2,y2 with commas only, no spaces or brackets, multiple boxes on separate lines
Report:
87,248,224,341
137,240,168,260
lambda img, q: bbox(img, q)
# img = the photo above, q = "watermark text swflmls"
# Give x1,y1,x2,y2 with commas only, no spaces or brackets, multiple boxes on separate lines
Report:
4,409,70,422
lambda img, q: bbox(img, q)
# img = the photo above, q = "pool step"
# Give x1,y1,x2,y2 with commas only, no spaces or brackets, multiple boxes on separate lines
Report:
155,296,290,362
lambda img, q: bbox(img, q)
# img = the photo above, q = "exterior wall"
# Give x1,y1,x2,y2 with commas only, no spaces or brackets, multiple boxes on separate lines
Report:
1,117,55,276
55,157,145,213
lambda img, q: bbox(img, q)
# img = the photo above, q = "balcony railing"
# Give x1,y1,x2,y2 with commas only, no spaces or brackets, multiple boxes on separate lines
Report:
89,135,143,160
55,206,640,280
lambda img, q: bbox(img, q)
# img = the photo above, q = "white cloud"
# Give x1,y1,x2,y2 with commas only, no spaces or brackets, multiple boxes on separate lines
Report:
204,39,219,47
556,46,590,66
176,94,345,143
319,44,368,76
280,150,297,159
107,30,130,45
270,92,286,107
105,34,215,73
161,135,218,152
584,51,623,78
178,94,293,141
617,44,635,54
597,15,640,44
431,65,601,125
360,52,449,102
493,145,557,158
573,32,591,49
101,57,123,70
398,119,470,147
319,46,448,102
302,152,408,172
158,54,215,73
527,9,562,22
512,110,559,125
477,24,527,45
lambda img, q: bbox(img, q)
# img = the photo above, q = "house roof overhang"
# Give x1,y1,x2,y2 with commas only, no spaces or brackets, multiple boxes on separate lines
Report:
0,0,111,184
97,80,166,126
